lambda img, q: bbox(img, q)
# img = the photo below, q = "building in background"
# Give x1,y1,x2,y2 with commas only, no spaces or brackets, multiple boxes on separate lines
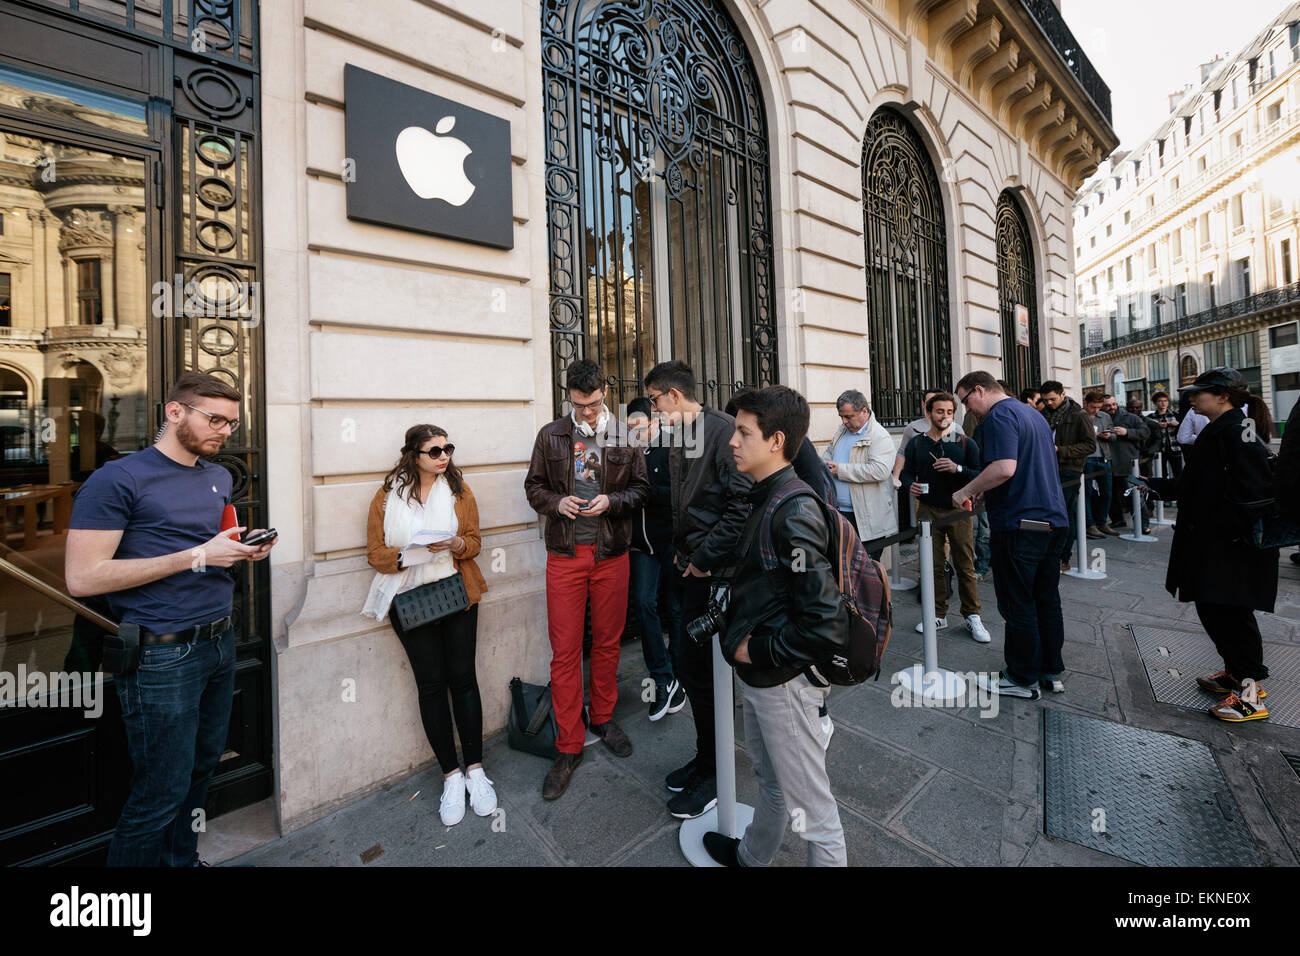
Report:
1,0,1114,860
1076,2,1300,425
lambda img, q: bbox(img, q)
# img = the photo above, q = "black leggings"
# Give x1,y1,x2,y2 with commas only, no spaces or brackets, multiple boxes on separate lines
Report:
388,604,483,774
1195,602,1269,683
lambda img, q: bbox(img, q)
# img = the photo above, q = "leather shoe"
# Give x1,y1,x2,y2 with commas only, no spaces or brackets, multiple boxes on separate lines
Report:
1098,524,1121,536
703,831,742,867
589,719,633,757
542,752,583,800
1085,526,1105,539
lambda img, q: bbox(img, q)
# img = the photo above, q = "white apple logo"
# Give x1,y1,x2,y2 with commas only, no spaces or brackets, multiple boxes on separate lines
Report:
395,116,476,206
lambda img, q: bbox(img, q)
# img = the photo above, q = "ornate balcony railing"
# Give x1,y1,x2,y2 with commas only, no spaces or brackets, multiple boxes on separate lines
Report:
1082,280,1300,357
1020,0,1113,125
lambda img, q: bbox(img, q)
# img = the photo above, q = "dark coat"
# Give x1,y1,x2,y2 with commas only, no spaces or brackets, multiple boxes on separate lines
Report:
1158,407,1278,611
1275,395,1300,524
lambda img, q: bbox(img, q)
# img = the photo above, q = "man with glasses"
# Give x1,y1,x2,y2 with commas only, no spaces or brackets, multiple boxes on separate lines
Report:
951,372,1068,700
524,359,648,800
65,371,276,866
824,389,897,560
642,359,753,820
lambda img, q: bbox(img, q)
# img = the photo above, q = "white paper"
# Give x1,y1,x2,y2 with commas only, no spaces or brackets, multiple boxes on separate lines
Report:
399,530,454,566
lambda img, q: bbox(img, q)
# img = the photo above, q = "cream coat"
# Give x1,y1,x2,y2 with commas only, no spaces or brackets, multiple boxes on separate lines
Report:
822,415,898,543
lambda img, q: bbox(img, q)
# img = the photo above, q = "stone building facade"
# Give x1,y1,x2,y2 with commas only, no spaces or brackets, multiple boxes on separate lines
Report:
260,0,1115,831
1075,2,1300,423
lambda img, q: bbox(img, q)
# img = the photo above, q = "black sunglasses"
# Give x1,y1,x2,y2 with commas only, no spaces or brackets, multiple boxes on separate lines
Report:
421,445,455,459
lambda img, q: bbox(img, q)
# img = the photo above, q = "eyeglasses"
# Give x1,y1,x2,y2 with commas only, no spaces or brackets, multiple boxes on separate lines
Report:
422,445,455,459
646,390,665,409
570,397,604,410
183,403,239,434
956,390,973,407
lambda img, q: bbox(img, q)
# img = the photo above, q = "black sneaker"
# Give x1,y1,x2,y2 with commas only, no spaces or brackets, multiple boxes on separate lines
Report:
648,681,672,722
665,757,697,793
703,831,741,867
667,681,687,714
668,774,717,819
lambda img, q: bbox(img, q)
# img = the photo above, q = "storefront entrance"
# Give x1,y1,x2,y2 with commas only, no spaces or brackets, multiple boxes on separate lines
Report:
0,0,269,865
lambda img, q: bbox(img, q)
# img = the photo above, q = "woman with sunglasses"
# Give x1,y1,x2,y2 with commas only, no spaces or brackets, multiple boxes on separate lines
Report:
362,425,494,825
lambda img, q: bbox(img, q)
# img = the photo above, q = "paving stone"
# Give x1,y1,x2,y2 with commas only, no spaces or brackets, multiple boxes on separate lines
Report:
894,770,1034,867
822,723,935,821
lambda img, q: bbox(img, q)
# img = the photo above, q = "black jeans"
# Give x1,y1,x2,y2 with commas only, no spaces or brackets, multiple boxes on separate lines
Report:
670,565,715,778
389,604,483,774
990,527,1069,686
1059,469,1081,563
1195,602,1269,682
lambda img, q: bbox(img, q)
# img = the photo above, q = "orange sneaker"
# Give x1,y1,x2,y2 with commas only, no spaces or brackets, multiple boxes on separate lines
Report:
1209,681,1269,722
1196,670,1266,698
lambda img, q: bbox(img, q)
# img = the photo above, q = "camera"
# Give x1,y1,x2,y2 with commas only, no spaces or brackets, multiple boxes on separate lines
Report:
685,580,731,646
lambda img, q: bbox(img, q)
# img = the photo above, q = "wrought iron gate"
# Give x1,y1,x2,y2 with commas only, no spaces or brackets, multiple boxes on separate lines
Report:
542,0,777,412
997,191,1040,394
862,107,951,428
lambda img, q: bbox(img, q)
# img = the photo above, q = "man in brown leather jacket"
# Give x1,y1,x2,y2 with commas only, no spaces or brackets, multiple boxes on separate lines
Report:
524,359,649,800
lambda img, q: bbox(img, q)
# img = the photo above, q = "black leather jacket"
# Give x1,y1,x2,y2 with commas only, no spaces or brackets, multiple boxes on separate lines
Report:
669,407,754,572
720,466,850,688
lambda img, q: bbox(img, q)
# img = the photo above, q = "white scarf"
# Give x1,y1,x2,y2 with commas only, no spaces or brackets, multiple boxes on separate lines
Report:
361,478,458,620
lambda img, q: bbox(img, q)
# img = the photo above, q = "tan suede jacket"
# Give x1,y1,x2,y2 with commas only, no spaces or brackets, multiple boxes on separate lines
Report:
365,482,488,605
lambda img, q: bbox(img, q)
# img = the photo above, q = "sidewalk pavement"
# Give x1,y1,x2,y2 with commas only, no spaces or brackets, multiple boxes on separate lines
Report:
228,525,1300,867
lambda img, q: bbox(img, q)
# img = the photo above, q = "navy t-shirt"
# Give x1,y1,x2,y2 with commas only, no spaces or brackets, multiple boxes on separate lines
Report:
70,446,236,632
979,397,1069,533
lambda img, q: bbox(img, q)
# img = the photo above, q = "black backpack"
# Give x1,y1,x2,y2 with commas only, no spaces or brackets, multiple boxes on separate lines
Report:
755,480,892,685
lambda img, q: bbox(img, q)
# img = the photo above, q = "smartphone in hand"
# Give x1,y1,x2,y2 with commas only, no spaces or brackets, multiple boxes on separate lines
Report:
243,528,278,547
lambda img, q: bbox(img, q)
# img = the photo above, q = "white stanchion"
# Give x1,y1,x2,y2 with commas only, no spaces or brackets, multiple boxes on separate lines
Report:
680,634,754,866
1065,469,1106,580
894,520,967,702
1119,459,1157,542
1151,453,1174,526
891,493,917,591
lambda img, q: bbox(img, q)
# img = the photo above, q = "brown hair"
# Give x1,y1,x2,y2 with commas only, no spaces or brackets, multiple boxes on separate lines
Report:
165,370,241,406
382,424,465,502
926,391,956,411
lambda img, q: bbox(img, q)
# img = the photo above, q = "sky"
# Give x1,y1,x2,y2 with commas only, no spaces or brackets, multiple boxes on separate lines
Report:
1061,0,1296,148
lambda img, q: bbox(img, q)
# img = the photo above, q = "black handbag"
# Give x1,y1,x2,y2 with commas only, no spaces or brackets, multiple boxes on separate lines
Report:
508,677,559,760
391,572,469,631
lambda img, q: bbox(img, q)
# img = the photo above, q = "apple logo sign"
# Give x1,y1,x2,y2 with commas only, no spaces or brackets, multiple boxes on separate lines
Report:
395,117,475,206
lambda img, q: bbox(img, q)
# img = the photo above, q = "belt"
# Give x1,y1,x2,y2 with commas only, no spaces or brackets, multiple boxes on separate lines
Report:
141,615,232,646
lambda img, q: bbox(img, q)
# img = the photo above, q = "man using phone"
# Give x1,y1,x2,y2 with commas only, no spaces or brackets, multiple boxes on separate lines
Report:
524,359,649,800
64,371,275,866
951,372,1068,699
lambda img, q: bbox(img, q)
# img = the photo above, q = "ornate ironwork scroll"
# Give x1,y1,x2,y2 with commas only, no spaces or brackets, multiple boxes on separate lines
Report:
862,107,951,428
543,0,776,412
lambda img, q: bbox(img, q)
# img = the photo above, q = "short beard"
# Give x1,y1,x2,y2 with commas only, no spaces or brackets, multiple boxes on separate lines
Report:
176,416,221,457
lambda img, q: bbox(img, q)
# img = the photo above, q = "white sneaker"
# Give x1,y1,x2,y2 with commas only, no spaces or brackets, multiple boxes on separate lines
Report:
439,771,467,826
821,714,834,750
965,614,991,643
915,618,948,633
465,767,497,817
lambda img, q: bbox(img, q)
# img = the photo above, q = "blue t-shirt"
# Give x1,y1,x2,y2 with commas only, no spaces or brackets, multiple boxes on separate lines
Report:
69,446,236,632
979,397,1069,533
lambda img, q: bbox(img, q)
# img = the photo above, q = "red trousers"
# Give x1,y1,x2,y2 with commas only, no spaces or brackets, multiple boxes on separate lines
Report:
545,545,628,754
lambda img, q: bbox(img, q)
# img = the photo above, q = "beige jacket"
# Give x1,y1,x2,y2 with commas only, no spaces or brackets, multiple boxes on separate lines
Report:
821,415,898,543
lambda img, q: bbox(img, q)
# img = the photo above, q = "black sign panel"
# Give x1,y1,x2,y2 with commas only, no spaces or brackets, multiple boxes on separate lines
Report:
343,65,513,249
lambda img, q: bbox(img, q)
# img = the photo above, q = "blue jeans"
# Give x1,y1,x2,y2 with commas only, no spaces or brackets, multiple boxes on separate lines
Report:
1085,457,1110,527
973,511,991,576
108,625,236,867
990,527,1068,686
630,548,677,684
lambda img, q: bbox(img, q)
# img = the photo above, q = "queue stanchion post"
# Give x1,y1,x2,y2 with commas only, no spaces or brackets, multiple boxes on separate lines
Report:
1152,453,1174,526
892,493,917,591
895,519,967,702
680,633,754,866
1119,460,1157,543
1065,470,1106,580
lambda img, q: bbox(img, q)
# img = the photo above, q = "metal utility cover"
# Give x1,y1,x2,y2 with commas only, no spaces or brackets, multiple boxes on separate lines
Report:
1043,709,1262,866
1130,624,1300,729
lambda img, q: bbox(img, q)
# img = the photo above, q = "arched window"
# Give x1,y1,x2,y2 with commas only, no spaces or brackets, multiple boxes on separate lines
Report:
543,0,777,412
862,107,950,427
1179,354,1197,385
996,192,1040,394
